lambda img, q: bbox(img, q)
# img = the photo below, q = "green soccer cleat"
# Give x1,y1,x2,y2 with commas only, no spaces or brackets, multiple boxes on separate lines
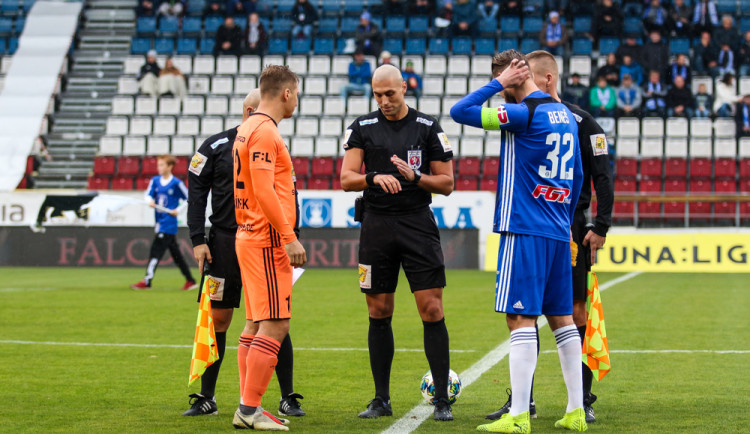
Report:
477,411,531,433
554,407,588,431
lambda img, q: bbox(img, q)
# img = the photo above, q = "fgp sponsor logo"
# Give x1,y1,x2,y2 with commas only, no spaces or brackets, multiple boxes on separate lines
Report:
532,184,571,203
302,198,332,227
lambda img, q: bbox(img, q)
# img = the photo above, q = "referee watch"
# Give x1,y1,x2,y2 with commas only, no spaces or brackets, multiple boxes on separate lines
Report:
412,169,422,184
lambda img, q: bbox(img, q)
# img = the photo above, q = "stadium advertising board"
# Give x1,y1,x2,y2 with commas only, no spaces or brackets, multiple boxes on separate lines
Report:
484,230,750,273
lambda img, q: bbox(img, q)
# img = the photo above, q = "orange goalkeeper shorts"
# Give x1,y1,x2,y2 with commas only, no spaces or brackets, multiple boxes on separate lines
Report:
236,239,293,321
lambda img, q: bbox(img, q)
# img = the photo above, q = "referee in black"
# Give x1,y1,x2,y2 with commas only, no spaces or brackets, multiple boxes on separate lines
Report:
184,88,305,418
484,51,615,424
340,64,456,422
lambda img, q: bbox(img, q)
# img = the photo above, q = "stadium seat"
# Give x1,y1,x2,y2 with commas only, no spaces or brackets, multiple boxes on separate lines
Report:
599,37,620,55
117,156,141,176
268,38,288,55
136,17,156,35
408,16,429,35
573,16,591,33
88,176,110,190
199,37,214,54
478,18,498,36
497,37,517,52
308,176,331,190
663,178,687,222
572,38,593,55
624,16,643,34
640,158,662,179
173,156,189,176
93,156,116,175
311,157,334,177
522,16,543,35
405,38,426,55
340,17,359,35
741,158,750,179
480,176,497,191
689,179,712,221
665,158,688,178
714,179,737,221
313,38,334,55
475,38,495,55
182,16,202,35
715,158,737,179
669,38,690,55
613,178,636,223
520,38,540,53
690,158,712,179
452,37,473,55
272,18,293,34
141,156,159,176
616,157,638,178
428,37,449,55
482,156,500,177
292,156,310,178
176,37,197,55
291,38,311,54
385,16,406,35
384,38,403,54
638,179,662,221
159,16,179,35
741,179,750,223
455,177,479,191
131,37,151,54
499,16,521,36
154,37,174,54
111,176,135,190
457,156,481,176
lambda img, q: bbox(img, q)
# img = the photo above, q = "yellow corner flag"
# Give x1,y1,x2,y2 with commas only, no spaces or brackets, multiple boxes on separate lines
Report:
189,277,219,386
582,272,611,381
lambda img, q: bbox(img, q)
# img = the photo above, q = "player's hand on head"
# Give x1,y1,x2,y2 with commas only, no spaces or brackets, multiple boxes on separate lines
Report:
285,239,307,267
193,244,212,272
496,58,530,89
390,154,415,182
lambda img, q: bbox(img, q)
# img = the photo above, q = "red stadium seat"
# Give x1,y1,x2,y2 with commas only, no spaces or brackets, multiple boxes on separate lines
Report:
457,157,481,176
117,156,140,176
638,179,661,221
688,179,711,220
740,179,750,222
689,157,711,179
615,157,637,179
640,158,662,179
293,156,310,177
111,176,135,190
308,176,331,190
482,157,500,177
141,156,159,176
26,156,35,174
93,156,116,175
311,157,334,177
17,176,27,189
714,179,737,220
135,177,152,190
740,158,750,179
295,178,307,189
332,177,342,190
664,158,687,179
88,176,110,190
173,156,189,176
663,179,686,221
714,158,736,179
335,158,344,176
613,178,636,223
455,177,479,191
480,176,497,191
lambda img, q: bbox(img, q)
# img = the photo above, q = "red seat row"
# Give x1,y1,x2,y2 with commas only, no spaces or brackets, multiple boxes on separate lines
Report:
616,157,750,180
93,156,189,177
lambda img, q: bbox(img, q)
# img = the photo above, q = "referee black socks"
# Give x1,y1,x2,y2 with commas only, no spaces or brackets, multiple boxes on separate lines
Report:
423,317,450,400
201,331,226,400
276,334,294,398
368,316,394,401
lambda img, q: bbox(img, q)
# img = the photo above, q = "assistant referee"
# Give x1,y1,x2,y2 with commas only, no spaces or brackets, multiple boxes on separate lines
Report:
340,64,456,422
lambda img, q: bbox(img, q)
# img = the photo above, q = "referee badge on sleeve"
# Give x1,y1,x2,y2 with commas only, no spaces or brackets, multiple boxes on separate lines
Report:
407,150,422,169
342,129,352,150
189,152,208,176
590,134,609,156
206,275,225,301
437,132,452,153
358,264,372,289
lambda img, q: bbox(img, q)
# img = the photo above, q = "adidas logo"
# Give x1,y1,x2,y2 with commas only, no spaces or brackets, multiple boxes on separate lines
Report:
513,300,525,310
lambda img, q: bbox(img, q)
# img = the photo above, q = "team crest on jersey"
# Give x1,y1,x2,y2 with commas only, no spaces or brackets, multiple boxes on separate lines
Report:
407,150,422,169
342,128,353,150
590,134,608,156
497,106,510,125
437,132,452,153
188,152,207,176
358,264,372,289
206,275,225,301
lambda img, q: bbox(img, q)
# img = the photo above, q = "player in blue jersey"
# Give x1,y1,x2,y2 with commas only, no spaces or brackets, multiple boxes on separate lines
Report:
131,154,197,290
450,50,587,433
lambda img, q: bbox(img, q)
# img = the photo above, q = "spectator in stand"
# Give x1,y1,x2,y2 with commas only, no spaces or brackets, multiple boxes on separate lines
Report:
714,15,740,50
539,11,568,56
341,50,373,99
204,0,225,16
615,35,642,65
692,0,719,37
451,0,479,38
545,0,568,17
616,73,643,117
738,31,750,76
694,83,714,118
620,54,644,85
244,12,267,55
621,0,643,17
642,70,667,117
597,53,621,86
666,75,694,117
590,76,617,117
717,43,736,76
158,0,184,18
735,94,750,136
158,57,188,99
138,50,161,98
356,12,383,56
411,0,436,15
478,0,500,24
693,31,720,76
402,60,423,99
379,50,394,66
594,0,624,40
667,54,691,87
226,0,254,16
643,0,668,36
383,0,407,14
291,0,317,39
214,15,243,56
668,0,692,37
500,0,522,15
714,72,740,117
569,0,594,15
137,0,156,16
641,31,669,76
562,73,589,111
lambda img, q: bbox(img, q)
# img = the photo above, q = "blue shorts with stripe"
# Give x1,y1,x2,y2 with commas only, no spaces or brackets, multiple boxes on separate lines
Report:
495,232,573,316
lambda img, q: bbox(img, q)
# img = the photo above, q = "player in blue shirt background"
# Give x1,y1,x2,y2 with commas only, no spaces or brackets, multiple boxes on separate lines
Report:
451,50,587,433
131,154,197,290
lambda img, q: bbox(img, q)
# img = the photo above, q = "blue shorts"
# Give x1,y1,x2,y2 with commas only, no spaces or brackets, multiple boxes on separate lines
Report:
495,233,573,316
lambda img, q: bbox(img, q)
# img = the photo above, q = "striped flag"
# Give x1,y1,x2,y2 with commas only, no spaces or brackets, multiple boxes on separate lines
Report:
188,277,219,386
582,272,611,381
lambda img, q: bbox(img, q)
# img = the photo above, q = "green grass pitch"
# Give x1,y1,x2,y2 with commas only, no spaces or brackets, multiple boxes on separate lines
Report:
1,267,748,433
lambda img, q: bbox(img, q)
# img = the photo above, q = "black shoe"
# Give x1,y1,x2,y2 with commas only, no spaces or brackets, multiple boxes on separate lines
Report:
358,397,392,418
182,393,218,416
279,392,306,417
485,388,537,420
433,397,453,421
584,392,597,423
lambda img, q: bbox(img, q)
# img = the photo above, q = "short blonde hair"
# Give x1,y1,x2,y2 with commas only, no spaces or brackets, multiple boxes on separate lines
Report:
157,154,176,167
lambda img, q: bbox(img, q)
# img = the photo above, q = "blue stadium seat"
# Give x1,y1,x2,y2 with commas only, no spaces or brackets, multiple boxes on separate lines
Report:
428,37,449,54
313,37,334,54
385,16,406,35
343,0,362,15
742,17,750,33
7,35,15,53
0,37,6,54
276,0,295,14
291,38,311,54
199,37,214,54
233,15,247,31
742,0,750,16
478,18,497,36
520,38,540,52
572,38,592,55
159,16,179,35
573,16,591,33
500,16,521,35
716,0,736,14
204,16,223,35
136,16,156,35
182,16,202,35
405,37,426,55
22,0,35,12
624,17,643,35
186,0,205,15
340,17,359,35
497,37,517,52
13,15,23,34
336,38,348,54
599,37,620,55
409,16,429,35
383,37,403,54
524,0,544,15
273,18,293,34
475,38,495,55
317,17,338,35
522,16,543,35
452,37,472,55
669,37,690,55
131,37,151,54
154,37,174,54
1,0,19,16
176,37,197,54
320,0,340,16
268,37,288,54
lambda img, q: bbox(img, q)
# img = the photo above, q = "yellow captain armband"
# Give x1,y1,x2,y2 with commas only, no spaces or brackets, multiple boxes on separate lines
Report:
481,106,507,130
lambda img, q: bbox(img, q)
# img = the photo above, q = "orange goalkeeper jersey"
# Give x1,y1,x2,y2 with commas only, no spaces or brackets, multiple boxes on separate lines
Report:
233,113,297,248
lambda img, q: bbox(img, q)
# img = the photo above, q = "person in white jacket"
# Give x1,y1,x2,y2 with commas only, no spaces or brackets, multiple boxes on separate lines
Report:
713,72,740,117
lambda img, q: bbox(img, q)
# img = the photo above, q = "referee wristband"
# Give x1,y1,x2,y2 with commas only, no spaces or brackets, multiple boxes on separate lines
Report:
365,172,378,187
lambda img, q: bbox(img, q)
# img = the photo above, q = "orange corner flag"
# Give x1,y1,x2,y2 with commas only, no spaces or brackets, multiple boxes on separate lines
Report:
582,272,611,381
189,278,219,386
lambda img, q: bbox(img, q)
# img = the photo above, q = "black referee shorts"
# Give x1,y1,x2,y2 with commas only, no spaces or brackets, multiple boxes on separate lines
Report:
202,226,243,309
358,207,446,294
571,210,591,301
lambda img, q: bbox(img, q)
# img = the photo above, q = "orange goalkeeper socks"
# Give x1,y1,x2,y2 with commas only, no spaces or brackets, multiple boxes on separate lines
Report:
241,335,281,407
238,333,254,404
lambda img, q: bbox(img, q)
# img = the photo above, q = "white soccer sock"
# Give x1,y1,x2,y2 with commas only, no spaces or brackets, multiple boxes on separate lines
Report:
508,327,538,416
554,324,584,412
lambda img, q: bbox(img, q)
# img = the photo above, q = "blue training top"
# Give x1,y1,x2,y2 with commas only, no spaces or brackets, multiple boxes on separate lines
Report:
146,175,188,235
450,80,583,242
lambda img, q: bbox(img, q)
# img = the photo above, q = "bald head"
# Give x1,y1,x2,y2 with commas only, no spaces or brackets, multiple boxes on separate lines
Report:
243,88,261,121
373,64,403,86
526,50,559,98
371,64,408,120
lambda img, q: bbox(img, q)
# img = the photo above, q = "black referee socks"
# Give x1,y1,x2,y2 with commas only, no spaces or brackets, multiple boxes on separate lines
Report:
276,334,294,397
368,316,394,401
201,331,226,399
423,318,450,400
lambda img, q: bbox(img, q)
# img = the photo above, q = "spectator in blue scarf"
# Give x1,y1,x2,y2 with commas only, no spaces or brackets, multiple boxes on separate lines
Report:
539,11,568,55
616,74,642,118
643,0,668,35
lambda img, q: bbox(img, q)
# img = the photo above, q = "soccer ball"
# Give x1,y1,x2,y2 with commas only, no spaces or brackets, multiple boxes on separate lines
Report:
420,369,462,404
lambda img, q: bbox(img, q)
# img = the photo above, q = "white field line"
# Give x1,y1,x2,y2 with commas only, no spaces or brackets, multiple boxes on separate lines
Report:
382,270,643,434
0,287,57,293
